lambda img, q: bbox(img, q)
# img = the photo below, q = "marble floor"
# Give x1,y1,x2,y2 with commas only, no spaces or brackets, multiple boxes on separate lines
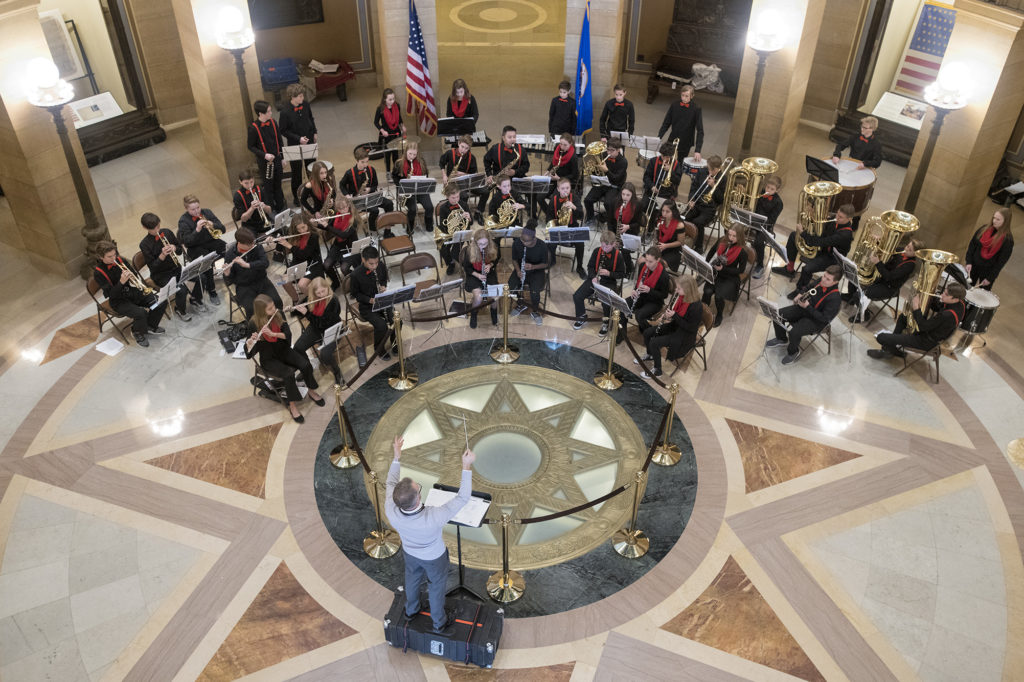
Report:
0,82,1023,681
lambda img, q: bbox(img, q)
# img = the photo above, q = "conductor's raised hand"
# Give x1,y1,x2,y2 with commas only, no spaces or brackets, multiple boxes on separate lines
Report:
392,435,404,460
462,449,476,470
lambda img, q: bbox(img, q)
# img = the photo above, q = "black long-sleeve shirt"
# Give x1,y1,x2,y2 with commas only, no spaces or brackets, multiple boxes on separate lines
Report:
586,246,626,286
139,229,184,283
439,148,478,177
350,261,389,308
664,298,703,335
177,209,225,254
632,261,670,306
790,282,842,325
339,165,380,195
548,148,579,186
244,317,293,365
548,96,576,135
874,253,915,291
483,143,530,178
299,184,331,216
300,297,342,335
911,299,966,344
802,223,854,258
604,154,628,188
286,233,323,270
966,226,1014,285
373,104,403,138
488,190,525,218
278,102,317,145
93,257,146,307
658,100,704,153
643,157,683,197
223,243,270,288
548,192,584,225
445,95,479,122
599,99,635,137
705,240,748,282
833,132,882,169
611,198,642,235
247,119,282,162
233,185,269,232
754,193,784,231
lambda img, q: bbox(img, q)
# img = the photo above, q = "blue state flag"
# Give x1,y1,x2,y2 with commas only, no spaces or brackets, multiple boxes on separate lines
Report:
575,1,592,136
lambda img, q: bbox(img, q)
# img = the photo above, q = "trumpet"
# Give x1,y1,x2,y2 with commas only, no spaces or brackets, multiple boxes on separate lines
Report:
158,231,182,268
794,284,818,305
198,217,222,240
116,258,155,295
250,188,271,230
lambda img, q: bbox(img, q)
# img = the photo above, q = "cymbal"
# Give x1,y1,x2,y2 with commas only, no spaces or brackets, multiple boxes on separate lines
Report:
387,136,420,150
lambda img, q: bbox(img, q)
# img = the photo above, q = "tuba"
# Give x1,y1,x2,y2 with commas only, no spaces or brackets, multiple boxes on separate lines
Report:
850,210,919,285
718,157,779,230
795,181,843,259
581,141,608,178
903,249,958,332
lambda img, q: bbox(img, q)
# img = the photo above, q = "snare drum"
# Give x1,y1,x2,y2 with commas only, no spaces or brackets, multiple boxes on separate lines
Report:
637,148,658,168
961,288,1000,334
683,156,707,174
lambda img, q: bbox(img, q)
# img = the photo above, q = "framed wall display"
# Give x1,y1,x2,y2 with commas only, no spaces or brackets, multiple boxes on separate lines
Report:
38,9,86,80
249,0,325,30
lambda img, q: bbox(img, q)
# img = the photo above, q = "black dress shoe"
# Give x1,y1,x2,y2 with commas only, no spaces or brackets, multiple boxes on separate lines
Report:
446,262,457,275
311,396,325,407
291,412,305,423
713,316,723,328
575,267,587,280
866,348,892,359
771,265,795,279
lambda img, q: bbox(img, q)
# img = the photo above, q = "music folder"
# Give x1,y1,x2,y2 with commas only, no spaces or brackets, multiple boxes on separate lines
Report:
427,484,491,528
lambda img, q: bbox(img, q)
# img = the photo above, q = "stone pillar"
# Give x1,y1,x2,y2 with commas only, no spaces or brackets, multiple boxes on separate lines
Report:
168,0,262,190
374,0,437,149
801,0,869,126
127,0,195,125
564,0,627,120
896,0,1024,250
0,0,108,278
727,0,826,161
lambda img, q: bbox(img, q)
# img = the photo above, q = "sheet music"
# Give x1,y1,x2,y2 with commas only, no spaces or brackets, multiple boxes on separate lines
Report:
425,488,490,527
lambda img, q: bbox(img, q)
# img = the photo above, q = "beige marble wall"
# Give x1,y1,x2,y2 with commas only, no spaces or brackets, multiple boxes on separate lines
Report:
896,0,1024,250
727,0,826,161
564,0,628,113
801,0,869,127
168,0,263,190
128,0,196,125
373,0,437,147
0,0,106,278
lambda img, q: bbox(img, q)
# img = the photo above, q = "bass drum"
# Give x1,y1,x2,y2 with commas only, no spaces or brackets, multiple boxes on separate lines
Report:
961,288,1000,334
814,158,876,216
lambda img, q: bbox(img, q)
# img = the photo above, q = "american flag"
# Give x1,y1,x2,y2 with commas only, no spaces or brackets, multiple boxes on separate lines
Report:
892,1,956,98
405,0,437,136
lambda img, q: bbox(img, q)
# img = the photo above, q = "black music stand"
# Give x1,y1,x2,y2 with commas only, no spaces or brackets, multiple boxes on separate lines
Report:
512,176,550,220
372,283,417,313
451,172,486,193
805,156,839,182
682,245,715,285
438,116,476,142
398,178,437,202
351,191,384,214
428,483,491,601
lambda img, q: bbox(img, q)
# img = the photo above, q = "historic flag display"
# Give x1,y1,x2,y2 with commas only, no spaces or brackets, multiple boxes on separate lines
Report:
405,0,437,135
891,1,957,99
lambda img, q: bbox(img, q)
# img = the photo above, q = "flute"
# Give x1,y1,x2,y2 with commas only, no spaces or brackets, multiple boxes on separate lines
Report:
247,315,278,350
286,293,333,313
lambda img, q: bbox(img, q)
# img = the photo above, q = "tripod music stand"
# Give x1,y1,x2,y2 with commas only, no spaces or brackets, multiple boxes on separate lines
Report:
512,176,551,220
428,483,492,602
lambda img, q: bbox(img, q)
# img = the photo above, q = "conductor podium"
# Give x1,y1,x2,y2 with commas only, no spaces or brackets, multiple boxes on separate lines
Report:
383,591,503,668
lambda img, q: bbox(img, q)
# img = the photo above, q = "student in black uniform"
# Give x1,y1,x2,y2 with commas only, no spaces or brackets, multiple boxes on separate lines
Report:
374,88,405,173
965,208,1013,290
620,247,671,342
349,245,394,360
339,147,395,237
638,274,703,378
299,161,335,220
484,126,530,181
509,221,551,325
486,173,526,225
547,176,587,279
461,228,500,328
291,276,345,385
548,80,576,136
846,239,922,324
140,212,205,322
439,134,478,189
583,139,627,225
684,155,724,252
766,265,842,365
320,194,359,279
867,282,966,360
437,183,471,275
392,141,433,234
702,224,748,328
93,241,168,347
641,142,683,229
446,78,479,124
654,201,688,272
750,175,784,279
773,204,856,291
244,294,324,423
233,170,274,235
223,227,282,317
277,211,328,302
832,115,882,169
572,230,627,334
247,100,285,212
599,84,635,142
658,84,704,160
610,182,643,237
278,83,318,206
548,133,580,188
177,193,226,305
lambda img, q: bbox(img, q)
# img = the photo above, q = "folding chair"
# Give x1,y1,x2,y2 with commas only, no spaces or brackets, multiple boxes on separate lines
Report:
801,323,832,356
377,211,416,263
894,343,942,384
670,303,713,375
132,251,173,320
399,252,441,328
729,244,757,315
86,279,132,345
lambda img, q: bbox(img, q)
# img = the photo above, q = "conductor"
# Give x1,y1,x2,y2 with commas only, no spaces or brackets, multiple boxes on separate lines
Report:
385,436,476,635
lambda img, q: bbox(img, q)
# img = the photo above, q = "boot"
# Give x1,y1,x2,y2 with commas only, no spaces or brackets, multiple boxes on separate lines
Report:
469,310,478,329
490,306,499,326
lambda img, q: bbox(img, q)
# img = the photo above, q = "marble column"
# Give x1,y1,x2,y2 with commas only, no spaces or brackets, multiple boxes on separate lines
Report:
0,0,108,279
726,0,826,161
896,0,1024,250
800,0,869,127
127,0,195,126
564,0,627,129
168,0,262,190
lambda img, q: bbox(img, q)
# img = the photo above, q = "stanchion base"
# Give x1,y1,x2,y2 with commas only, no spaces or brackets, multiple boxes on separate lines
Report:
329,445,360,469
486,570,525,602
490,344,520,364
594,370,623,391
612,528,650,558
651,444,682,466
388,372,419,391
363,529,401,559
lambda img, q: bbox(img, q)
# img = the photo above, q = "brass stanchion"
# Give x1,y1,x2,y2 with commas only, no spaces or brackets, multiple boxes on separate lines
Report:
594,309,623,390
612,470,649,558
490,285,520,364
387,310,418,390
651,383,681,466
486,513,524,602
363,469,401,559
329,384,359,468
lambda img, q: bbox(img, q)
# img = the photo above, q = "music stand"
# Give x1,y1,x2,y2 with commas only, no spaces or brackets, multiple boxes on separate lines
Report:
153,276,176,311
516,133,546,147
589,175,612,188
729,207,768,231
489,226,523,241
438,117,476,140
451,172,486,192
546,226,590,244
682,245,715,284
484,283,505,299
620,233,642,253
835,252,866,362
443,229,473,246
274,208,299,233
748,295,791,380
372,283,416,312
427,483,491,601
513,176,551,220
282,143,319,182
806,156,839,183
285,261,307,283
398,178,436,202
351,190,384,214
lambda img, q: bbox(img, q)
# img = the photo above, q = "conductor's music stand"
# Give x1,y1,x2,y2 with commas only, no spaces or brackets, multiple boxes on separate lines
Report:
438,116,476,142
428,483,492,602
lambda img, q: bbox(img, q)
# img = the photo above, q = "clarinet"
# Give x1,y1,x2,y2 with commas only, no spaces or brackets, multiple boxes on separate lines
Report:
630,264,647,311
655,294,679,334
520,245,528,291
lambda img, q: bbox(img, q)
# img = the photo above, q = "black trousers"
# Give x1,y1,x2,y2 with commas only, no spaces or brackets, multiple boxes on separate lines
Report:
366,198,396,233
289,158,315,204
293,325,342,381
773,305,826,355
152,269,202,314
262,346,319,403
572,278,611,320
662,247,681,272
876,314,936,353
508,270,545,310
689,205,717,252
439,242,462,267
643,326,694,371
359,304,393,351
113,298,168,335
259,160,286,213
187,241,226,299
235,279,282,318
402,194,433,232
753,228,775,267
795,255,835,289
584,186,618,222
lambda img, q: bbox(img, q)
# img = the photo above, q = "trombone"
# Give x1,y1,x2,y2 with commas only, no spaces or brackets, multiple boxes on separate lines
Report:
641,138,679,229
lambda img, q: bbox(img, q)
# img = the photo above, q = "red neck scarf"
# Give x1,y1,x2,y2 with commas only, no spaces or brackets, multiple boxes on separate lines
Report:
402,158,422,177
312,299,327,316
716,241,742,264
618,201,634,225
263,320,280,342
658,218,679,244
672,298,690,316
450,96,469,118
381,103,400,130
552,144,574,167
297,234,310,251
979,226,1005,260
332,213,351,232
636,261,664,289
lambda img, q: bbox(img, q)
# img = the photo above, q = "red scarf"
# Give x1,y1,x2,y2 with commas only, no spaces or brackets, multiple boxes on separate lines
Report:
402,158,423,177
450,96,469,118
552,144,574,167
618,201,634,225
312,299,327,316
263,321,281,342
472,257,491,273
658,218,679,244
672,298,691,316
979,226,1005,260
716,242,743,265
636,261,664,290
332,213,352,233
381,103,401,130
297,234,310,251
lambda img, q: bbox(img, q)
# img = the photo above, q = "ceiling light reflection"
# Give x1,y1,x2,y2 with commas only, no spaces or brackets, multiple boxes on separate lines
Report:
148,408,185,437
21,348,44,364
816,405,853,436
